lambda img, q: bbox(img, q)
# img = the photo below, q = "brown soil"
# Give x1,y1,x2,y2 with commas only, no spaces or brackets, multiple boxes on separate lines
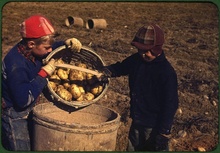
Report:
1,2,219,152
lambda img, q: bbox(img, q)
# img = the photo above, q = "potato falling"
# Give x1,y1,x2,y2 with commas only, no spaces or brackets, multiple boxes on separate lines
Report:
48,58,104,102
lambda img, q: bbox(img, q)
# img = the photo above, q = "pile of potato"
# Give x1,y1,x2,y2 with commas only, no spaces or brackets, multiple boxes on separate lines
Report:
48,58,104,102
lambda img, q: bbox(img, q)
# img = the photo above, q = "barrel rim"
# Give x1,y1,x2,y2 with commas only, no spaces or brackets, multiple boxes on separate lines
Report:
33,103,121,129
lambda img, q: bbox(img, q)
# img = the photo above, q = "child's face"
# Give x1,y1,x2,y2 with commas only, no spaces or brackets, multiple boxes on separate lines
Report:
138,49,156,62
31,41,52,57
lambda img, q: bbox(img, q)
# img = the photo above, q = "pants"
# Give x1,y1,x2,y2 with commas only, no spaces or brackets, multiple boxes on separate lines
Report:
127,122,169,151
1,107,33,151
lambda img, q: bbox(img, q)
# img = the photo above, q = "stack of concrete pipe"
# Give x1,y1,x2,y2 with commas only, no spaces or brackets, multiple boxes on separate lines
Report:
65,16,107,29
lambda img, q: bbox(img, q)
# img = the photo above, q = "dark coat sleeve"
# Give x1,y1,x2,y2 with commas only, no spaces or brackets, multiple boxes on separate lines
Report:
157,65,179,133
107,53,140,77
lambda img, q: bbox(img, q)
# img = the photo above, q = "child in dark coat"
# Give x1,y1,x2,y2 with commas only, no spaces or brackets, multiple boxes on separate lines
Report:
101,24,179,151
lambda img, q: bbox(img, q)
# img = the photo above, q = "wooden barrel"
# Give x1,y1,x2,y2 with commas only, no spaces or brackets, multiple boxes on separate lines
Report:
32,102,120,151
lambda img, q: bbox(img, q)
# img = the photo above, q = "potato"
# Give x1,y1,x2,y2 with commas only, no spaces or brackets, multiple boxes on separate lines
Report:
63,82,71,89
78,86,85,94
69,69,85,81
48,59,103,102
49,74,61,84
55,58,65,64
49,74,60,80
84,92,95,101
77,63,87,77
76,95,84,101
91,83,103,96
76,63,87,68
69,84,82,99
49,81,57,91
56,88,72,101
57,85,64,92
57,68,69,80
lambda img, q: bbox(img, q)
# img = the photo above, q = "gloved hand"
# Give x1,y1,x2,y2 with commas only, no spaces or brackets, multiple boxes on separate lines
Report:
155,133,170,151
65,38,82,52
41,59,56,76
98,67,112,83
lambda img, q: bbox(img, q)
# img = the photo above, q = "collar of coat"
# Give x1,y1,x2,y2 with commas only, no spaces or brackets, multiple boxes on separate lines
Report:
143,51,166,64
17,41,36,64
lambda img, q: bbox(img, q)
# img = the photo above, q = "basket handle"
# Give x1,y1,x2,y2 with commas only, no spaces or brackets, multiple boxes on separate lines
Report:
56,63,103,78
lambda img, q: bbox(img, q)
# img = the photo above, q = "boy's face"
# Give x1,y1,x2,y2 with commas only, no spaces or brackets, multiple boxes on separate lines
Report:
138,49,156,62
28,40,53,57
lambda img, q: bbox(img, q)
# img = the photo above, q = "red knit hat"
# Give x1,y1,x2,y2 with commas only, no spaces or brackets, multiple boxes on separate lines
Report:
20,15,55,38
131,24,164,56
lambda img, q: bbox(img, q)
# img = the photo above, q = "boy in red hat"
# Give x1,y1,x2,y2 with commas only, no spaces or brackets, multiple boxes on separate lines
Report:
101,24,179,151
2,14,82,151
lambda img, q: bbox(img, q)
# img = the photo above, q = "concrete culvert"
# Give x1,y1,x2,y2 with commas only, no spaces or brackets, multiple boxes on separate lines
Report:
65,16,84,27
86,19,107,29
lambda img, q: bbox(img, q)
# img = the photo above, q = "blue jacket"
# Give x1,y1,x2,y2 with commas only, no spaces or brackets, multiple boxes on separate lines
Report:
108,51,179,133
2,41,64,111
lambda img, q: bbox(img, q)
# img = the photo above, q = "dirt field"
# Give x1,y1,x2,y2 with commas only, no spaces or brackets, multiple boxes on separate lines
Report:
1,1,219,152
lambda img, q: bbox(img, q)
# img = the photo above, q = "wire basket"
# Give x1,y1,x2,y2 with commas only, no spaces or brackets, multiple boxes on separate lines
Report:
44,45,109,109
